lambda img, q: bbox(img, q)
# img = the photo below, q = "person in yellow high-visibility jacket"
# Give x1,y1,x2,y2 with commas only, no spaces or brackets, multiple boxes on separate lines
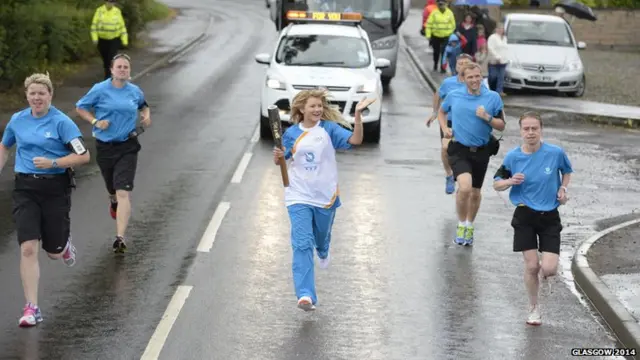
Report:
91,0,129,79
425,0,456,73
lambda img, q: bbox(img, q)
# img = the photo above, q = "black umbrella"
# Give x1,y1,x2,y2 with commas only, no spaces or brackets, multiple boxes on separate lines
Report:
554,0,597,21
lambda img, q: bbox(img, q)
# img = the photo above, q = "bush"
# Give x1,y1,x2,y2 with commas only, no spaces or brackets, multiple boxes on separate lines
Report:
0,0,170,90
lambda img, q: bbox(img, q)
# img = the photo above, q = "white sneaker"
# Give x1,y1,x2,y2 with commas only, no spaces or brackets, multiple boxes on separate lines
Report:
526,305,542,326
297,296,315,312
318,253,330,269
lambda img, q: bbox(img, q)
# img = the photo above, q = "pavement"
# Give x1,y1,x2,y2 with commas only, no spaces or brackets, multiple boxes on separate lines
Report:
399,10,640,125
0,1,639,359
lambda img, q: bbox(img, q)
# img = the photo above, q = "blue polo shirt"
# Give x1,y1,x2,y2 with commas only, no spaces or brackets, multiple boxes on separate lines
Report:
441,85,503,147
439,75,488,122
76,79,147,142
1,106,83,174
495,142,573,211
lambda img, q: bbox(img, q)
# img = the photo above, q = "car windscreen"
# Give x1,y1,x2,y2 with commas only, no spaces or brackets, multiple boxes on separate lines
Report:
506,20,575,47
305,0,392,20
275,34,371,68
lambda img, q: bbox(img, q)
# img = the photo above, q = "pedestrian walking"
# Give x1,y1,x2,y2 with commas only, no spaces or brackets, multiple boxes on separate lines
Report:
272,89,375,312
427,53,474,194
493,111,572,326
75,53,151,253
424,0,456,73
438,62,505,246
91,0,129,79
487,22,509,96
0,73,90,327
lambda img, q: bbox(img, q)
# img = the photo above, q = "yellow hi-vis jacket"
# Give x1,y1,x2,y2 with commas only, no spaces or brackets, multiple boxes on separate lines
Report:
91,4,128,46
425,8,456,39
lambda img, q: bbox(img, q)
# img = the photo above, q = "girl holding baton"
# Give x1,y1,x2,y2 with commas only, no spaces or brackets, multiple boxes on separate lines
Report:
273,89,375,311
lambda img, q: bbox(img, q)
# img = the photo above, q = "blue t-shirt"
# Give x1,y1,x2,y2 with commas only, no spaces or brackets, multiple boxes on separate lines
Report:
1,106,83,174
441,85,503,147
75,79,147,142
494,142,573,211
439,76,488,122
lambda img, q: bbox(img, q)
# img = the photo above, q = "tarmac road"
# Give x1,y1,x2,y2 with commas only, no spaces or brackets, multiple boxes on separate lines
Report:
1,1,639,359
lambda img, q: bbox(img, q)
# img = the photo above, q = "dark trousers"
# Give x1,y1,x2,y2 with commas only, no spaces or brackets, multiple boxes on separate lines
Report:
97,38,121,80
488,63,507,93
430,35,449,71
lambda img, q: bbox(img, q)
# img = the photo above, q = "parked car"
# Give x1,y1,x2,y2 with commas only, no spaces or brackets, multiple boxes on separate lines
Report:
503,13,586,97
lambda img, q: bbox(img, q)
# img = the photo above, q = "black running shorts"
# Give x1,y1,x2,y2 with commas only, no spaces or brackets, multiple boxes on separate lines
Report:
511,205,563,254
12,173,72,254
96,137,141,194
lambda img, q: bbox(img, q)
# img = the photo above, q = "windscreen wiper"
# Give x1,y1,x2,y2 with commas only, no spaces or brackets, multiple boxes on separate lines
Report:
516,38,561,45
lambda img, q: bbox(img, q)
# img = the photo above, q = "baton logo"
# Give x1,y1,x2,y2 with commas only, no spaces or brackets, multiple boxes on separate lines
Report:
544,167,552,174
305,152,315,162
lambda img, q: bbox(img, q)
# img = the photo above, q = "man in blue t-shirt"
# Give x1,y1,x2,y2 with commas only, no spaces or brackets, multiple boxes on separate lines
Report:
438,62,505,246
493,111,573,327
427,53,473,194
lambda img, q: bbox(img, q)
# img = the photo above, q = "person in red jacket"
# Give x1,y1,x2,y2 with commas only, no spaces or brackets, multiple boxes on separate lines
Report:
421,0,437,36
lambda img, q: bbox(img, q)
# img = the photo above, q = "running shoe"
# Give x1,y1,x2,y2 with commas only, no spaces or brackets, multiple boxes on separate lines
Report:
318,253,330,269
463,226,474,246
297,296,315,312
454,224,466,245
113,236,127,253
62,240,77,267
18,303,43,327
526,305,542,326
445,175,455,194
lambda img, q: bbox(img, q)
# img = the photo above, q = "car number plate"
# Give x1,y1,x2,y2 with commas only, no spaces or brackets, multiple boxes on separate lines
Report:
529,75,552,82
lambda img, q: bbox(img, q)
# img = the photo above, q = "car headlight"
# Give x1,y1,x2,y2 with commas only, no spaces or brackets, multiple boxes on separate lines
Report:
507,59,521,69
266,77,286,90
371,37,396,50
563,61,582,71
357,78,377,93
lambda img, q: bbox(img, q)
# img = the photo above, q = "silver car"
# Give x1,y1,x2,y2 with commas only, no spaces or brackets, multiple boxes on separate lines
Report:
503,13,586,97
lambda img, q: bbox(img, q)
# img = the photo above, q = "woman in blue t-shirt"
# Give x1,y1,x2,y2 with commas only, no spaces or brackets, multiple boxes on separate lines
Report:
0,73,90,327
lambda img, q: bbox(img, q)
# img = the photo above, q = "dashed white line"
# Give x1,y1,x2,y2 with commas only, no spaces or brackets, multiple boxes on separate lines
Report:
230,152,253,184
250,124,260,143
196,201,231,253
140,285,193,360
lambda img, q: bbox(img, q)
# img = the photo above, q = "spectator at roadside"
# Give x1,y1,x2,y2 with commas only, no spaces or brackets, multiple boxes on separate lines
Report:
421,0,438,36
475,25,489,85
487,22,509,97
425,0,456,73
457,13,478,59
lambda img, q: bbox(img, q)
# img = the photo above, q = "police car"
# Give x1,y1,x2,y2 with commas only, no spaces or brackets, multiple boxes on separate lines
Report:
254,10,390,143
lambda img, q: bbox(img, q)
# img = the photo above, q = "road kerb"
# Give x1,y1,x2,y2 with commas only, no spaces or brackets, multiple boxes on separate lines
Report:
131,13,213,82
571,217,640,358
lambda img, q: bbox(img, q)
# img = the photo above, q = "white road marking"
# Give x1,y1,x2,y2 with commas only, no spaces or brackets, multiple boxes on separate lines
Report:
140,285,193,360
250,124,260,143
196,201,231,252
230,152,253,184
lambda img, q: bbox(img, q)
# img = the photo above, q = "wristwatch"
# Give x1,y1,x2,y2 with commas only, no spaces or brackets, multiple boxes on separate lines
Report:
561,186,568,192
91,118,98,126
51,159,58,168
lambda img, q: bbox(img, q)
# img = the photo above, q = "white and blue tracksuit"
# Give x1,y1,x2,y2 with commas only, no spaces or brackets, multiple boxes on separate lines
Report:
281,120,353,305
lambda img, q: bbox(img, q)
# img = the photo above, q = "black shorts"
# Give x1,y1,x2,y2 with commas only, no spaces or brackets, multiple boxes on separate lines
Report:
511,206,563,254
12,173,72,254
96,137,141,194
446,140,491,188
439,120,453,139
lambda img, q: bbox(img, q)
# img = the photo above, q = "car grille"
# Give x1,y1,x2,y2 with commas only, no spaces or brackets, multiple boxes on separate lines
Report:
521,63,562,73
292,85,351,92
328,101,347,113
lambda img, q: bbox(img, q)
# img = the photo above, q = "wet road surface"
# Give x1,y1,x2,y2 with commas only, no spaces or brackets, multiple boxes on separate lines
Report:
1,1,640,358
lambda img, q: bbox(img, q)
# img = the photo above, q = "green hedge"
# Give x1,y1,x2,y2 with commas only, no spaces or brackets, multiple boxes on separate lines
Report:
502,0,640,8
0,0,170,90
